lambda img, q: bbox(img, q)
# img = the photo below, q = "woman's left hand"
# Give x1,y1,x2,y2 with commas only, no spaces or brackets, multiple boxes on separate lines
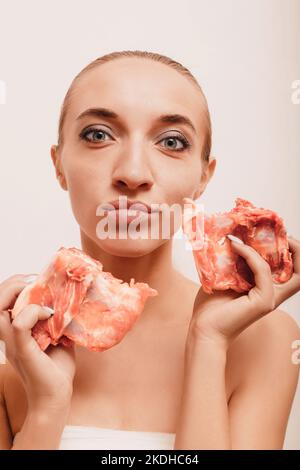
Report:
189,236,300,349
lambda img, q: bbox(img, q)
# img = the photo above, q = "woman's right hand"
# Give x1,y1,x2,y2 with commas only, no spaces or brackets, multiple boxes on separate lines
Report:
0,274,76,413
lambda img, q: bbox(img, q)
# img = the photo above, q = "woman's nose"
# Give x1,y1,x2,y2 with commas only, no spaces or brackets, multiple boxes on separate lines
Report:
112,155,154,191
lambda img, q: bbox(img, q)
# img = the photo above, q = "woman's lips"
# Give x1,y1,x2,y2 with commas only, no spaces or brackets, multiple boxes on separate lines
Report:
101,198,161,214
105,208,158,225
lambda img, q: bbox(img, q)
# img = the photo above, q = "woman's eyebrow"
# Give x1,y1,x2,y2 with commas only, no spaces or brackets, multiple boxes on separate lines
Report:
76,107,197,134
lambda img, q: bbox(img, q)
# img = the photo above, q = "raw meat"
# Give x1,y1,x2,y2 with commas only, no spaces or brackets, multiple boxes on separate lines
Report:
182,197,293,294
12,247,157,352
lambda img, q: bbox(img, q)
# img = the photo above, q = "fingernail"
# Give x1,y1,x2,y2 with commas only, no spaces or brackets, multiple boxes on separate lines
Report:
227,234,244,245
24,274,38,283
43,306,54,315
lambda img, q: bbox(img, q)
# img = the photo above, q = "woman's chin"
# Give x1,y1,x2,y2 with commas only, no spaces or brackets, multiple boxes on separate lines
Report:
96,237,167,258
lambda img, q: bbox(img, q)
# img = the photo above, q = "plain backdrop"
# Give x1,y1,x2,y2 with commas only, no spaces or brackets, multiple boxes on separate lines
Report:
0,0,299,449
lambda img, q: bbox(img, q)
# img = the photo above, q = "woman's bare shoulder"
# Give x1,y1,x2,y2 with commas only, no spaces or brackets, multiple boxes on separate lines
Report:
0,360,24,405
0,361,10,397
0,362,13,448
0,364,5,398
227,308,300,392
0,359,26,429
231,308,300,355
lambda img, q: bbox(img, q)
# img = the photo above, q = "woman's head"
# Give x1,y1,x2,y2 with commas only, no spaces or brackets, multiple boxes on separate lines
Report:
51,50,216,257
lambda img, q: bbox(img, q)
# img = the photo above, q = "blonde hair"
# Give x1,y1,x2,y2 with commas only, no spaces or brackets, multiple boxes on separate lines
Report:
57,50,212,162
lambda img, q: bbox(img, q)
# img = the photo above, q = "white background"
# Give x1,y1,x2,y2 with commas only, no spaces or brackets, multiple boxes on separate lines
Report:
0,0,299,449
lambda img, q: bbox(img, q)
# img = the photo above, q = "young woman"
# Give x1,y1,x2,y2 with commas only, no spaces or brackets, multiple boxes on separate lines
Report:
0,50,300,450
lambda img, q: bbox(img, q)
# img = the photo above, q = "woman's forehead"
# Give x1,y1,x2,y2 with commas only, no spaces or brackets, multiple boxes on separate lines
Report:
67,59,206,130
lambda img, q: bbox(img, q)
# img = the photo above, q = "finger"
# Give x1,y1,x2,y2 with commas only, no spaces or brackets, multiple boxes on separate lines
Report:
274,273,300,307
12,304,53,357
271,237,300,307
273,236,300,305
287,237,300,273
0,309,28,369
228,238,274,309
0,274,38,311
0,273,39,286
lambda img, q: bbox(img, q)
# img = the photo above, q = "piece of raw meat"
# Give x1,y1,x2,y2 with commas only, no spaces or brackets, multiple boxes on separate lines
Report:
182,197,293,294
11,247,158,352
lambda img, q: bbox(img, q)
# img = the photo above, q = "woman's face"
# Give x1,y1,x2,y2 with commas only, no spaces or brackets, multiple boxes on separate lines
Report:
51,58,215,257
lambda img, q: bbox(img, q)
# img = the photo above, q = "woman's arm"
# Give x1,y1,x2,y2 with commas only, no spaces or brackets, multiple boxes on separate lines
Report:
11,404,70,450
0,275,76,450
174,310,300,449
0,367,13,449
227,309,300,449
174,236,300,449
175,334,230,449
0,365,70,450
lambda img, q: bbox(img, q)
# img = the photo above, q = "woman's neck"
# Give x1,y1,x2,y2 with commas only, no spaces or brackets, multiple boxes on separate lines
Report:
80,230,179,298
79,231,193,328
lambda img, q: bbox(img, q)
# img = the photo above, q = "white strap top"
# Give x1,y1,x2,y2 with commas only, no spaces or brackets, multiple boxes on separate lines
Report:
59,425,176,450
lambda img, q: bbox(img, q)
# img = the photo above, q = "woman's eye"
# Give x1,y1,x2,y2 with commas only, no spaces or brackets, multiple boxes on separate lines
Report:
80,128,112,143
79,128,190,152
159,135,190,152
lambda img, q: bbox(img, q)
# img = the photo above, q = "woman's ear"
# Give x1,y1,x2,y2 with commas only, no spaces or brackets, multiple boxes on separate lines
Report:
195,156,217,199
50,145,68,191
204,155,216,184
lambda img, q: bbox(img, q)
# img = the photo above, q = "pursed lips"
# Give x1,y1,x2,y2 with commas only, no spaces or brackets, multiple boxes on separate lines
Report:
100,199,161,214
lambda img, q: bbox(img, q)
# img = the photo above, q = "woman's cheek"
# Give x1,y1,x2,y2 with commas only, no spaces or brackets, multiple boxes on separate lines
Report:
161,160,202,204
66,170,105,236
